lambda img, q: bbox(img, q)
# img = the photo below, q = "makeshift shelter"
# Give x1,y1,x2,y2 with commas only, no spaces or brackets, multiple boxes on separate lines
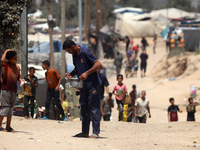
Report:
150,8,194,19
115,12,168,37
31,23,60,32
182,28,200,51
113,7,145,14
28,41,61,53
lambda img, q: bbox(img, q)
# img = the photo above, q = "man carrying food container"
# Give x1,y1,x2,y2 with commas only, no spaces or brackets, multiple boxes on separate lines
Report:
63,40,101,138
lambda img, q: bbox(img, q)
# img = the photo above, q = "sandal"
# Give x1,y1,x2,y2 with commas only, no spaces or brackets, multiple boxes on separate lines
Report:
89,133,99,138
4,127,16,133
74,132,89,138
0,127,4,131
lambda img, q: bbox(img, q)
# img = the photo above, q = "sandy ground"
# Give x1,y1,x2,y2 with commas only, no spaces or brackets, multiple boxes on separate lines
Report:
1,37,200,150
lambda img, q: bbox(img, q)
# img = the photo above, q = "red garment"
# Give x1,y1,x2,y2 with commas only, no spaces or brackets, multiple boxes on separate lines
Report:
170,111,178,121
1,62,20,93
130,40,134,46
133,46,138,51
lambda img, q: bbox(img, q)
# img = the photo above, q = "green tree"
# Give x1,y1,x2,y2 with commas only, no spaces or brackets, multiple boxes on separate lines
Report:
0,0,32,52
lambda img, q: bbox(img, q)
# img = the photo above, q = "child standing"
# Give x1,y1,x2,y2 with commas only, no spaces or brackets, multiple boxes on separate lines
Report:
61,95,70,120
41,60,66,121
0,49,24,132
23,67,38,119
168,97,182,122
186,97,196,121
101,92,114,121
113,74,127,121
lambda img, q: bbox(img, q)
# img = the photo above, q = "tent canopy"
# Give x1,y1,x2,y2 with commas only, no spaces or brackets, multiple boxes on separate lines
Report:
150,8,194,19
112,7,145,14
115,13,169,37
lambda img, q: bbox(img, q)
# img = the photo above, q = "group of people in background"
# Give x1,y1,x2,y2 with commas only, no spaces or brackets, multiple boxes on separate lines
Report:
121,36,149,79
0,38,196,138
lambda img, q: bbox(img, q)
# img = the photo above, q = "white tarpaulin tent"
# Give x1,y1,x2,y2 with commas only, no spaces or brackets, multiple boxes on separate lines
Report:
28,9,42,18
31,23,60,32
115,12,169,37
150,8,194,19
113,7,145,14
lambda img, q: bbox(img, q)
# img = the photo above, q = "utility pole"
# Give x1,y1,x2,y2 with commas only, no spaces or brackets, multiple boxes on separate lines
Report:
96,0,101,36
61,0,66,78
47,0,54,69
21,7,28,78
84,0,91,42
104,0,107,25
78,0,82,45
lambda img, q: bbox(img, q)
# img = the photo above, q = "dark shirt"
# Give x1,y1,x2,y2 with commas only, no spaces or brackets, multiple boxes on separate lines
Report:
73,46,101,89
186,105,195,121
99,73,109,99
24,75,38,96
168,105,180,121
130,90,136,106
141,39,147,47
168,105,180,113
140,53,148,64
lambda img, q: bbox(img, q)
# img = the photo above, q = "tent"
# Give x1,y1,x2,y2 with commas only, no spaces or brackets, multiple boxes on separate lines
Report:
28,9,42,18
113,7,145,14
150,8,194,19
115,12,169,37
31,23,60,32
28,41,61,53
182,28,200,51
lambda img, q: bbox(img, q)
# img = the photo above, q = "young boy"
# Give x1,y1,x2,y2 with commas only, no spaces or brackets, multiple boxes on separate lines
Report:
41,60,66,121
113,74,127,121
101,92,114,121
186,97,196,121
23,67,38,119
0,49,24,132
61,95,70,120
168,97,182,122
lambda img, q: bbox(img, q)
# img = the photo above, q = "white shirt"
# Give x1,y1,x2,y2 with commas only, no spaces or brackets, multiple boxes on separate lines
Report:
135,98,149,117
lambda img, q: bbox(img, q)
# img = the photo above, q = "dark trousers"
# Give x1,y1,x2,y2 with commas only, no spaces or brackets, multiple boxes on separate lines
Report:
116,66,122,75
24,95,35,118
140,63,147,73
137,114,146,123
103,114,111,121
116,99,123,121
45,88,65,119
80,85,100,135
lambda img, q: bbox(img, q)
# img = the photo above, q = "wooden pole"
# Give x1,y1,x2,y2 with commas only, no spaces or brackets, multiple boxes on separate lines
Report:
61,0,66,78
21,7,28,78
47,0,54,69
84,0,88,42
104,0,107,25
78,0,82,45
96,0,101,35
84,0,91,42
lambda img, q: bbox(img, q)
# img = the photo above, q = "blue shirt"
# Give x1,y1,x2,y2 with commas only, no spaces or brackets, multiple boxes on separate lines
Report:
99,73,109,99
72,46,101,89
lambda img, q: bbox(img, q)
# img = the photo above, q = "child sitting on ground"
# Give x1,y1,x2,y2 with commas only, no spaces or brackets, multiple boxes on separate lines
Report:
168,97,182,122
186,97,196,121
